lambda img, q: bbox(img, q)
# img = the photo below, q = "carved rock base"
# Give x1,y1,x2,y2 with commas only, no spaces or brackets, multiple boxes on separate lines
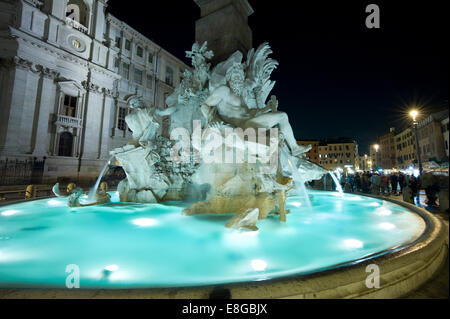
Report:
182,193,276,219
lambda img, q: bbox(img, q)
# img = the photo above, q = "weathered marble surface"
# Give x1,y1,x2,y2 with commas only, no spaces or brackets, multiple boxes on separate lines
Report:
111,41,326,227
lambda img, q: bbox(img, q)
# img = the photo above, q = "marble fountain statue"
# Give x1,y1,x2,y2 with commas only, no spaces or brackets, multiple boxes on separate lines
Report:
3,42,436,295
71,42,327,230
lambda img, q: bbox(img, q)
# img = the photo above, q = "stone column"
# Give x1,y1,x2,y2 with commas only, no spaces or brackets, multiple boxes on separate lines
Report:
194,0,253,65
81,87,103,160
19,70,40,154
99,93,114,159
0,63,28,156
32,68,59,156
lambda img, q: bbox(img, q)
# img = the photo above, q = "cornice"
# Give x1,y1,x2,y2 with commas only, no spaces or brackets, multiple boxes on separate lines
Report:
9,27,120,81
0,56,60,79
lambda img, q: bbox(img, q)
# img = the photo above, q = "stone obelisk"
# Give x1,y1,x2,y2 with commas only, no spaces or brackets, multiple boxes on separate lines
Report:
194,0,253,65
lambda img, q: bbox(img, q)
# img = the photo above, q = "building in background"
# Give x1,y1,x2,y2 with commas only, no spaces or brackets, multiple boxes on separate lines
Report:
106,14,187,151
357,154,372,171
369,143,381,170
378,128,396,169
0,0,189,184
297,140,320,165
318,137,358,171
394,127,417,169
417,109,449,164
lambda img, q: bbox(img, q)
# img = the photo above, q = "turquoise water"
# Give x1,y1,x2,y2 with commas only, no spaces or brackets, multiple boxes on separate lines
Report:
0,191,424,289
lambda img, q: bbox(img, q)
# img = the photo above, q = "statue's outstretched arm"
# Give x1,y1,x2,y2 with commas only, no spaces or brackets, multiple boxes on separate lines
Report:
201,90,224,124
249,95,278,117
155,106,177,117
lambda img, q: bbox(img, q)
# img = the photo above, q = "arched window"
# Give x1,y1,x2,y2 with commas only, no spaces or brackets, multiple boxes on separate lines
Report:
66,0,89,27
66,4,80,23
58,132,73,157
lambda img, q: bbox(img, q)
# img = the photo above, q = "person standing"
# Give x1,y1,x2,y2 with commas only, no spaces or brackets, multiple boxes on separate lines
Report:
355,173,361,192
370,173,380,195
422,172,438,206
409,176,419,204
381,174,389,195
390,173,398,195
398,173,405,194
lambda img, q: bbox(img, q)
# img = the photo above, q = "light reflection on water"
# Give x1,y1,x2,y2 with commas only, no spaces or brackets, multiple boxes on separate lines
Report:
0,191,424,288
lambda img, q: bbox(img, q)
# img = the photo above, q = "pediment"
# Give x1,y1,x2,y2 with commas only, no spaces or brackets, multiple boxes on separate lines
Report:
56,79,86,95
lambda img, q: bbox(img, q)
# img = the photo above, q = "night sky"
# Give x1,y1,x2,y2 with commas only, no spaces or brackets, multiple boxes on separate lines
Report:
107,0,448,154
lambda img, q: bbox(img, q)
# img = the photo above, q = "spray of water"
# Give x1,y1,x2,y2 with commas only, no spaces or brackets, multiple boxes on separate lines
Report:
87,156,114,203
287,157,312,209
328,171,344,195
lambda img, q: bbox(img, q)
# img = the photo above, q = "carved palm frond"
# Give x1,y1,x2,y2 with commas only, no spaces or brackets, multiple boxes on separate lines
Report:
245,43,278,108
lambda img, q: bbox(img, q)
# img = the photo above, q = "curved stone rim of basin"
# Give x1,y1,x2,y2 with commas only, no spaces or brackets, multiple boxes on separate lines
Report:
0,193,447,299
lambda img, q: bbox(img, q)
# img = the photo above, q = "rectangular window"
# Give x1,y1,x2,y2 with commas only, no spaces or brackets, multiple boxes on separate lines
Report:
165,66,173,86
148,52,154,64
117,107,127,131
125,39,131,51
62,94,77,117
146,75,152,89
115,29,121,48
134,68,143,85
137,46,143,57
121,62,130,79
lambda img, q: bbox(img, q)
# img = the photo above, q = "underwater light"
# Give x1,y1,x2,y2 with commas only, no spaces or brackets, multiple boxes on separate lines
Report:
290,202,302,207
376,209,392,216
1,210,19,216
132,218,158,227
104,265,119,272
251,259,267,271
343,239,363,249
379,222,396,230
48,199,64,206
346,196,363,201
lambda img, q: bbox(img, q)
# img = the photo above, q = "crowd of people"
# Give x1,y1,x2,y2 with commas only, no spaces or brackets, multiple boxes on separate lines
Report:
313,170,445,208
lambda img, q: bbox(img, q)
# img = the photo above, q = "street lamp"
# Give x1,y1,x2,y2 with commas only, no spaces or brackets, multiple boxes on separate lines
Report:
410,109,423,176
410,110,418,122
374,144,379,152
372,144,379,170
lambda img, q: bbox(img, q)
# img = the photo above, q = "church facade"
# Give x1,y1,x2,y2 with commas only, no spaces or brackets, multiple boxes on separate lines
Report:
0,0,189,184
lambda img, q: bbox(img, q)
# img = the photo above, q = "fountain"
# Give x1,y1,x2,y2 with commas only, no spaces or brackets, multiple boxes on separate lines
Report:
0,42,444,298
95,41,326,227
87,156,114,203
328,171,344,195
287,157,312,209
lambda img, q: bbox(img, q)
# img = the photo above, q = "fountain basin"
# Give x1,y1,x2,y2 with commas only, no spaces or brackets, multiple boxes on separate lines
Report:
0,191,446,298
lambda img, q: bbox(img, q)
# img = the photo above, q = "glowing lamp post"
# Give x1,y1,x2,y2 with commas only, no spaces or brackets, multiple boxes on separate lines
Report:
372,144,379,170
410,109,423,176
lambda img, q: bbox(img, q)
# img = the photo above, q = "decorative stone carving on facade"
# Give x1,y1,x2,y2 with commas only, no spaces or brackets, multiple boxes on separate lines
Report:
35,65,60,79
81,80,102,94
0,57,60,80
13,56,33,71
80,80,117,97
23,0,43,8
13,30,90,68
102,87,117,98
